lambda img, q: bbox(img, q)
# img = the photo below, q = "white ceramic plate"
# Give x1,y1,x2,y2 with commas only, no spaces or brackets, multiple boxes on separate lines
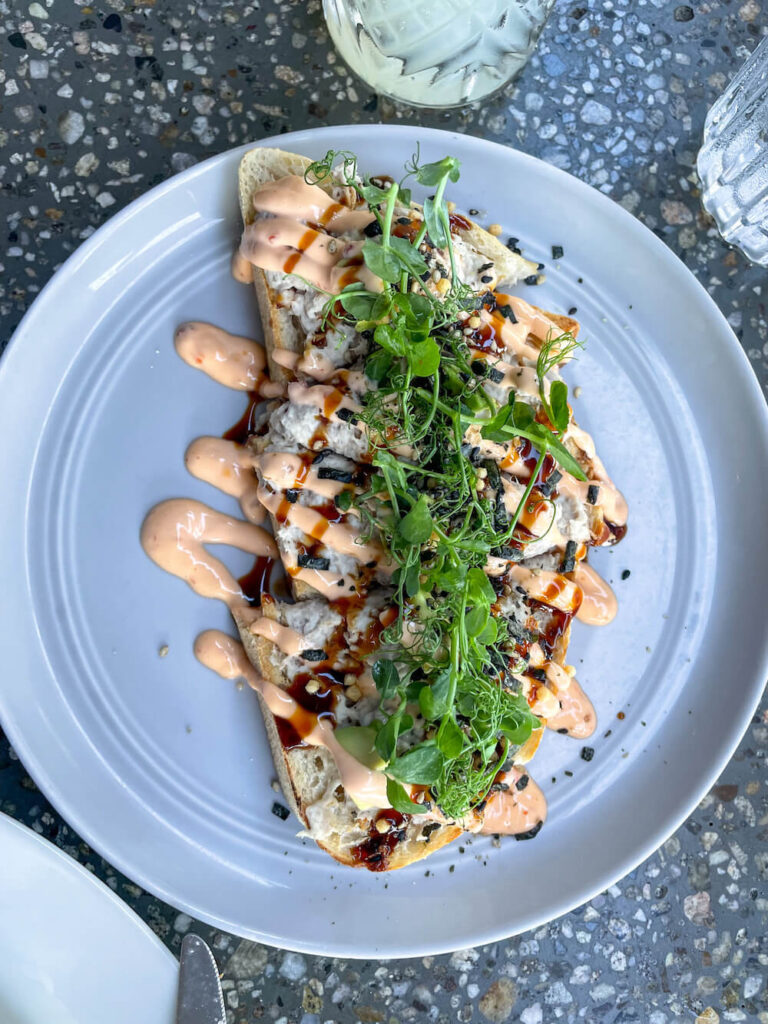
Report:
0,813,176,1023
1,126,767,958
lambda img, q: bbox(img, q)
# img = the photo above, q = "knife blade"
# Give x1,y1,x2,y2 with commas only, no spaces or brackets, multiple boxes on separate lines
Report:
176,934,226,1024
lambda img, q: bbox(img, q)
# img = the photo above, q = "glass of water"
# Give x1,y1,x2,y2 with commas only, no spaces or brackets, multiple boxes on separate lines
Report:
322,0,556,109
698,36,768,266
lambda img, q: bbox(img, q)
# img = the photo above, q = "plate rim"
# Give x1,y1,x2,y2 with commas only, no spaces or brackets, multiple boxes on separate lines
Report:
0,811,177,1015
2,124,768,957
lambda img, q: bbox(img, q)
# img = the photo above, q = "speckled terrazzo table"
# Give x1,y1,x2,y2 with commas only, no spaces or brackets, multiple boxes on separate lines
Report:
2,2,768,1021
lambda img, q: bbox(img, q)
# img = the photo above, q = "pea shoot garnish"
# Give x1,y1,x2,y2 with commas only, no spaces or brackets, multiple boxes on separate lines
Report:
304,149,589,820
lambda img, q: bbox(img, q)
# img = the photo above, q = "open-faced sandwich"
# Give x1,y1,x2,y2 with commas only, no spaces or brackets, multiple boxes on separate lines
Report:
142,145,628,871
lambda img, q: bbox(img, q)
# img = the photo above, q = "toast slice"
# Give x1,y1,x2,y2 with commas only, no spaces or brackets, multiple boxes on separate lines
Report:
230,146,623,869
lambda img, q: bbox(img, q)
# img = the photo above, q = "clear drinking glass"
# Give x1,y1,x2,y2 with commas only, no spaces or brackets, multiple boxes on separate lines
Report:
698,35,768,265
322,0,556,109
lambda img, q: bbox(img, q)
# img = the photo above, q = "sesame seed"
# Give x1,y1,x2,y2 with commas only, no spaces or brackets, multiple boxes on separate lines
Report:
346,684,362,702
431,269,441,282
305,679,320,694
463,327,473,336
158,644,169,658
446,200,456,212
487,223,503,236
468,315,481,328
375,818,391,833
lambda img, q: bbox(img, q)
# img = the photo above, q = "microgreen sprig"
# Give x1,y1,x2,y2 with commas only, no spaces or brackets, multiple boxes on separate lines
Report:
304,149,591,819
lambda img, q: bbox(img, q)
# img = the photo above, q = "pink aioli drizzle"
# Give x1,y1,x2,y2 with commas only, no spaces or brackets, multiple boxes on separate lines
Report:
538,658,597,738
507,564,583,614
174,321,283,398
566,423,629,526
239,174,381,293
470,350,540,399
141,492,330,660
271,348,300,372
287,380,362,417
573,562,618,626
546,678,597,739
479,767,548,836
256,484,386,567
231,248,254,284
185,436,264,524
194,630,390,809
248,615,306,655
251,451,347,501
140,499,276,607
